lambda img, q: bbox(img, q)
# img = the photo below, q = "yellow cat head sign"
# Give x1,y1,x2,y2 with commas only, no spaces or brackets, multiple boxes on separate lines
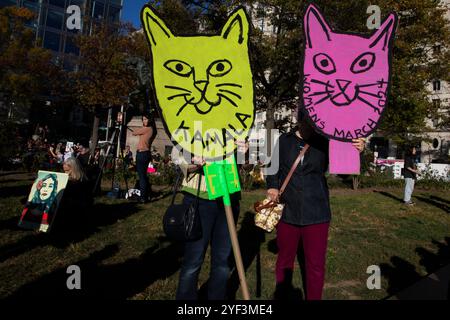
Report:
141,6,255,161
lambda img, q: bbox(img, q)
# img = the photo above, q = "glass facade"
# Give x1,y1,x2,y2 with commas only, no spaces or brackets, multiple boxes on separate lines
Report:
0,0,123,71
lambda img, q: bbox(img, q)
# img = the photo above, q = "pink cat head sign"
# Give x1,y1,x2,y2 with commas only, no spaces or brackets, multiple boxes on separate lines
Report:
301,4,398,174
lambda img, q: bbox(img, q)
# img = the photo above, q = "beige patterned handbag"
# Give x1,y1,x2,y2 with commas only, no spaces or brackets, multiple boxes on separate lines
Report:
254,144,310,232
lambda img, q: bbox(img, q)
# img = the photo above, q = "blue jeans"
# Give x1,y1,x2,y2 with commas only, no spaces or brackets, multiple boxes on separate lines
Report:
136,151,151,200
176,193,239,300
404,178,415,203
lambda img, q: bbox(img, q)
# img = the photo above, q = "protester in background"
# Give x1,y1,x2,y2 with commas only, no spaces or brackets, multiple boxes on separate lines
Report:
76,143,90,169
63,144,73,162
55,157,93,232
55,143,64,165
266,111,365,300
403,146,419,206
132,114,154,203
48,144,58,168
92,147,101,166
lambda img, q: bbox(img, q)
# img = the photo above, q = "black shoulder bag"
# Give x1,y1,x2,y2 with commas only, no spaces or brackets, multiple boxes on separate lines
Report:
163,168,203,241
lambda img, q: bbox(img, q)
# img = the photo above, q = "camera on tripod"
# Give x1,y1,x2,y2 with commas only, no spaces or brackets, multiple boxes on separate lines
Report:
114,111,124,129
93,106,130,198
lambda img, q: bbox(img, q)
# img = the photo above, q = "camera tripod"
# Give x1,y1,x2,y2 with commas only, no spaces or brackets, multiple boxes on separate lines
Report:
93,123,130,197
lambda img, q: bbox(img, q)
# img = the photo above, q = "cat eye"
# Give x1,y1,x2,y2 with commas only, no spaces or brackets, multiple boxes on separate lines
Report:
351,52,376,74
313,53,336,75
208,60,232,77
164,60,193,77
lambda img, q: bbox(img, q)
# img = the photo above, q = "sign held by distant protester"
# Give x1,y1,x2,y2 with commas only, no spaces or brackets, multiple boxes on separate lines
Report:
18,171,69,233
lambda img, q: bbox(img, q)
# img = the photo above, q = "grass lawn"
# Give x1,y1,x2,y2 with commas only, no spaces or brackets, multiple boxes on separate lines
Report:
0,172,449,300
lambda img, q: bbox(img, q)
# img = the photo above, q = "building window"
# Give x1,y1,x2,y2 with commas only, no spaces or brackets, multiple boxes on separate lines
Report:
69,0,84,6
46,9,64,30
433,80,441,91
433,45,441,54
43,30,61,51
432,138,439,149
432,117,440,128
48,0,66,9
108,5,121,23
432,99,441,109
64,35,79,55
0,0,18,8
92,1,105,19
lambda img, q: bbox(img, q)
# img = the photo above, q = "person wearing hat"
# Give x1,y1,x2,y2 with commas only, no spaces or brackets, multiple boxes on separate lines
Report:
265,110,365,300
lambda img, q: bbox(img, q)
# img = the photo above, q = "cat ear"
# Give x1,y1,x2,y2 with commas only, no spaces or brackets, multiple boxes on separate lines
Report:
141,6,174,47
369,13,398,51
304,4,332,49
221,8,249,45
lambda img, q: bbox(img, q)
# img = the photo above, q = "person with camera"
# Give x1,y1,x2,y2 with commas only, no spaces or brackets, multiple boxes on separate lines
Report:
132,114,154,203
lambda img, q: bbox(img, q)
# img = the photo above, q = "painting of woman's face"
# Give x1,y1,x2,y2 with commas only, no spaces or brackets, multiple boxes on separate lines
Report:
39,178,55,201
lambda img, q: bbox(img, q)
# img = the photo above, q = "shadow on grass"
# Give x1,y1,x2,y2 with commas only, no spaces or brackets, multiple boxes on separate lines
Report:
0,201,141,263
414,195,450,214
0,184,32,198
0,216,23,232
381,237,450,299
429,195,450,205
373,190,404,203
149,190,172,203
226,211,266,300
9,240,184,299
0,178,34,184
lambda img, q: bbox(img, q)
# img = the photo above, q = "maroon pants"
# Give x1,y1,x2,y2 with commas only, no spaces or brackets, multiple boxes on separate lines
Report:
276,220,330,300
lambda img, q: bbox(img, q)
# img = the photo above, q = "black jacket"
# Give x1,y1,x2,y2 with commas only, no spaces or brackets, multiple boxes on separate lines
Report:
403,156,417,180
266,131,331,226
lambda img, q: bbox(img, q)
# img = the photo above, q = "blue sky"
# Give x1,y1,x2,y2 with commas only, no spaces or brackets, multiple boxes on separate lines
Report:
122,0,149,28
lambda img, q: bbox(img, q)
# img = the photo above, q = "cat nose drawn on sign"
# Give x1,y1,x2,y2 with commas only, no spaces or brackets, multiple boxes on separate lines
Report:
332,79,357,106
194,80,208,93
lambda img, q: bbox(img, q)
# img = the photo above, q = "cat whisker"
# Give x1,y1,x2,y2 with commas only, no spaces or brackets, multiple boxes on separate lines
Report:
165,85,192,93
216,83,243,89
310,79,335,89
357,96,382,115
176,97,195,117
357,83,381,89
314,94,332,106
307,90,334,97
167,93,191,101
217,93,238,108
218,89,242,100
358,90,380,99
331,91,352,102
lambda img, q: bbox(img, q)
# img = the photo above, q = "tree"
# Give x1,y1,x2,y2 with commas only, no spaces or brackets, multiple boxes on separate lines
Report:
128,0,199,117
374,0,450,147
72,22,137,155
0,6,61,121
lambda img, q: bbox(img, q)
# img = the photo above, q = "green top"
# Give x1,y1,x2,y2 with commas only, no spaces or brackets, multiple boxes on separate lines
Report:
181,181,210,200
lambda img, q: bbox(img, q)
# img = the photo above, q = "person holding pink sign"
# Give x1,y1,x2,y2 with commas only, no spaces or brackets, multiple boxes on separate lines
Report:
266,112,364,300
